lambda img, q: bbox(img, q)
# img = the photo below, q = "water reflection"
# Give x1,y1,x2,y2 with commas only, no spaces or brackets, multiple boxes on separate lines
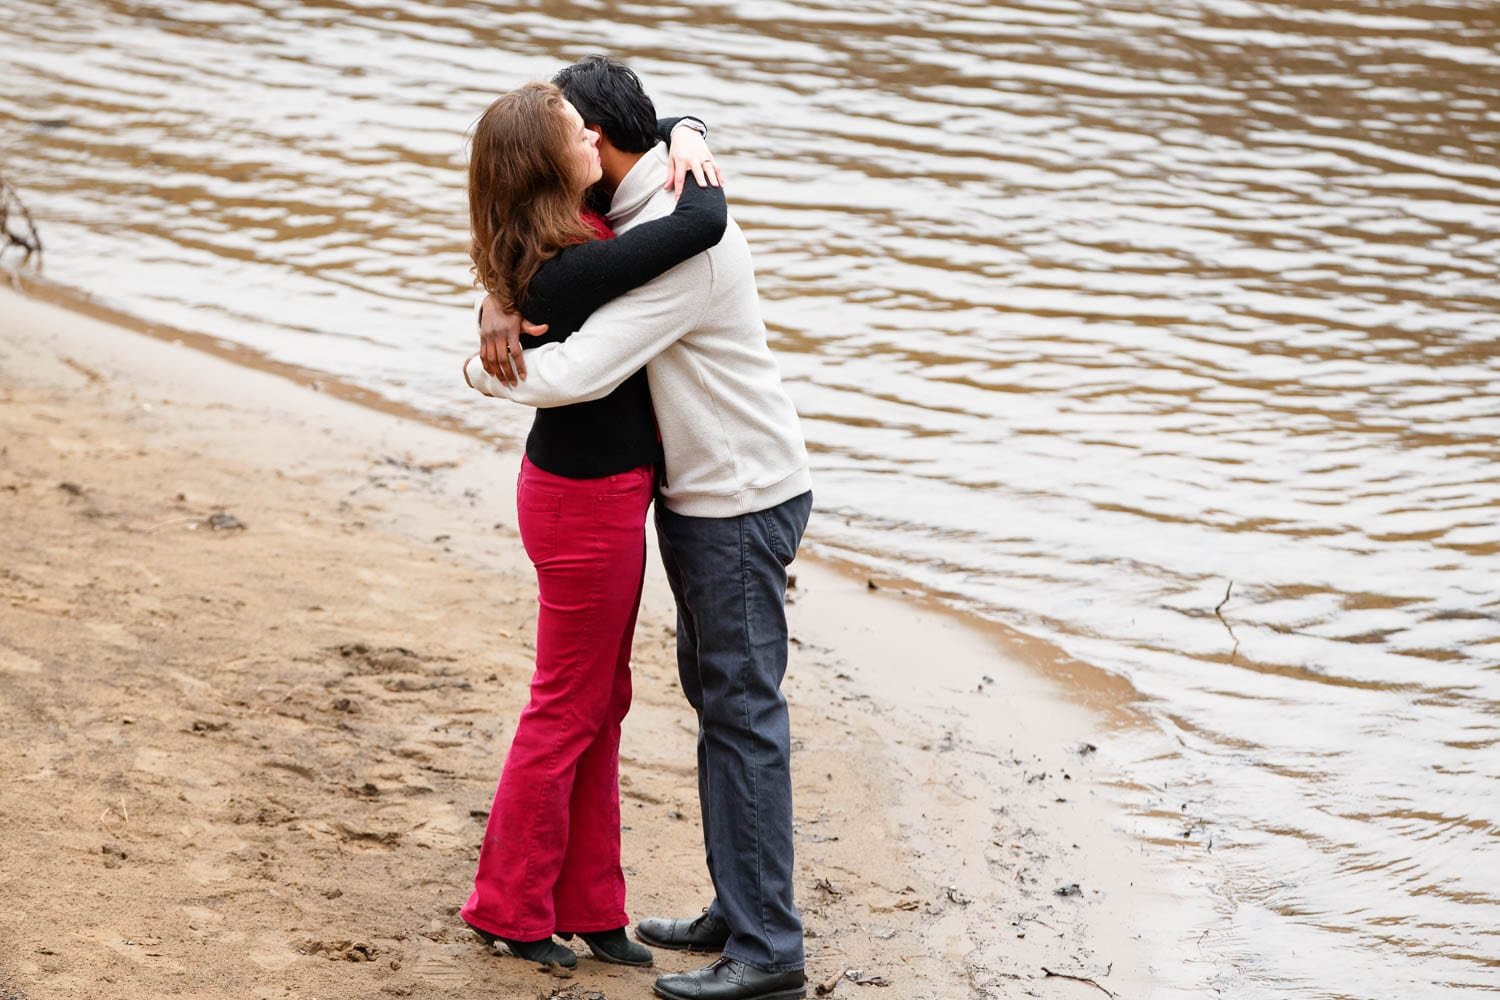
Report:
2,0,1498,994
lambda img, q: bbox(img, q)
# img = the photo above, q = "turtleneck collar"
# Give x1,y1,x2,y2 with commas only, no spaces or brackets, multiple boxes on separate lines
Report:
606,143,668,229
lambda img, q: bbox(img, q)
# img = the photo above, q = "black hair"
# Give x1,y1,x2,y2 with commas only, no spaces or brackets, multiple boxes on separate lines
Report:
552,55,658,153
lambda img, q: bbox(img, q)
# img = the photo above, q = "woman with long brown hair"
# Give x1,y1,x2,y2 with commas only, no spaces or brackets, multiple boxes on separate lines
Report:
458,80,726,971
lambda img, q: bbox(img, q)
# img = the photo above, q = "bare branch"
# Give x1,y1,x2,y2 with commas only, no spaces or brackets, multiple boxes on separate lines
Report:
1214,579,1240,659
1042,966,1116,998
1,171,44,273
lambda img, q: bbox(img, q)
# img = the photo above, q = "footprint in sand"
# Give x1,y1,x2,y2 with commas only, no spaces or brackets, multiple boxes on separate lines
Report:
400,801,472,852
82,620,140,650
133,745,210,787
184,854,235,885
0,644,42,674
246,932,301,973
402,943,473,989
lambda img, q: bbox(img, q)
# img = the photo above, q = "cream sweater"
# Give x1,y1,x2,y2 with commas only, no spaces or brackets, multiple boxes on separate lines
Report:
465,145,811,518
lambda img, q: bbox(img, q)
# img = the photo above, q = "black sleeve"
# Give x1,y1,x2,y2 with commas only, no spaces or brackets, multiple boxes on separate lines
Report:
656,116,707,144
524,176,727,329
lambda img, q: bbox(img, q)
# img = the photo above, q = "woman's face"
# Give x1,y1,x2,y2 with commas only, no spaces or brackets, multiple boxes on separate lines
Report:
562,99,602,188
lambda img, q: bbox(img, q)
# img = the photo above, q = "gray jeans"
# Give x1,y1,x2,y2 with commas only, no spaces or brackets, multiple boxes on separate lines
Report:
654,490,813,972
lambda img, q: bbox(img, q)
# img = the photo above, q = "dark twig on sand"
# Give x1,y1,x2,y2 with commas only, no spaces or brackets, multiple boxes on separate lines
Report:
1213,580,1233,620
1214,579,1239,658
1,172,44,276
814,968,848,996
1041,966,1115,998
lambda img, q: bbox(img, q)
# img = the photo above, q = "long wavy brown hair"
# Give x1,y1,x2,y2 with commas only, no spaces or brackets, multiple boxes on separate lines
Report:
469,82,594,313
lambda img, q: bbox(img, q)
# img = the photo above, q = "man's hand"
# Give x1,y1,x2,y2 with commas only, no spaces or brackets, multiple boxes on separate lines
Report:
478,293,548,387
665,123,724,194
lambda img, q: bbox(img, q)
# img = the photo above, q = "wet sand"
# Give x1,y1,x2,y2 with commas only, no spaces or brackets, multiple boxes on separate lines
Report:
0,285,1154,999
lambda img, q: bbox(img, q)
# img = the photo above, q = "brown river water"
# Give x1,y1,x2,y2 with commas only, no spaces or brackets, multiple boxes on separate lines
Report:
2,1,1497,995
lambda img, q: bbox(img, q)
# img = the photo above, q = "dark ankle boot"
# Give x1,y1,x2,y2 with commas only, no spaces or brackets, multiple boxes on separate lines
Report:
498,935,578,968
558,926,653,966
465,920,577,968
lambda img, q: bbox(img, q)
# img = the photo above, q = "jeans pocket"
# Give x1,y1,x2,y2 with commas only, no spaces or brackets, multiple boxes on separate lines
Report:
762,512,796,567
518,483,562,564
761,492,811,566
597,464,653,499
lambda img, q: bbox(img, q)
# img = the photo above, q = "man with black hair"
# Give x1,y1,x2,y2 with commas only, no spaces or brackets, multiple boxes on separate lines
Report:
466,54,812,1000
552,56,661,153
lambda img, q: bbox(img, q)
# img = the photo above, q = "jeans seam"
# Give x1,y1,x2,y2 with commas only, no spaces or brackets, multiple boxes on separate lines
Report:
762,508,783,564
515,467,557,922
611,529,645,919
737,511,774,966
550,484,642,929
515,735,563,926
531,487,607,929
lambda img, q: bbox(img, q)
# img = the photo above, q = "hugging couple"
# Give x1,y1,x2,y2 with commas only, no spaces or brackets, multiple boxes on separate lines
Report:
458,55,813,1000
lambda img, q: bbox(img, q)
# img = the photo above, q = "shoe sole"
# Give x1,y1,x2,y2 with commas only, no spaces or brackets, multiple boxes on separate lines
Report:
634,929,730,953
583,943,654,967
466,924,499,947
507,949,577,970
556,931,655,967
652,986,804,1000
468,926,577,969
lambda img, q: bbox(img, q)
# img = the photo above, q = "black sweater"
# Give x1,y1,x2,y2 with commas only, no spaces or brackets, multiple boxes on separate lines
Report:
518,120,727,478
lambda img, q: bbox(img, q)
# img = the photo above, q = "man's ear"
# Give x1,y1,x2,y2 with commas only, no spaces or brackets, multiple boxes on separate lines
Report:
588,124,615,154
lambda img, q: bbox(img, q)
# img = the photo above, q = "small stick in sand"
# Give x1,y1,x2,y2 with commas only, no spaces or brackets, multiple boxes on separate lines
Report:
1041,966,1115,998
815,968,848,995
1,171,44,275
1214,579,1240,657
1213,579,1233,620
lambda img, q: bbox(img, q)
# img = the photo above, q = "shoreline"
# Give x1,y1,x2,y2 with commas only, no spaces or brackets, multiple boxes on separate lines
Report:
0,284,1170,998
12,273,1157,722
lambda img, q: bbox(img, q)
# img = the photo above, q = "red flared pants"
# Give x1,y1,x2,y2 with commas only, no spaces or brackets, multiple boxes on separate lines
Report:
461,457,654,939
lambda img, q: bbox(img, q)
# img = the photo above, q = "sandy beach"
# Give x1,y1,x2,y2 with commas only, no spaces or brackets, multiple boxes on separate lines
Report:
0,284,1154,999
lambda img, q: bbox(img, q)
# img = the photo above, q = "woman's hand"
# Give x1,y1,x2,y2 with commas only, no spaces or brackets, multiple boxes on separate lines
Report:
478,293,548,386
666,122,724,194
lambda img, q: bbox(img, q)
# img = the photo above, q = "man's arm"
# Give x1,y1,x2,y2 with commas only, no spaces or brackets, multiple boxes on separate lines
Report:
656,117,723,190
525,177,725,324
466,253,714,407
475,120,721,385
